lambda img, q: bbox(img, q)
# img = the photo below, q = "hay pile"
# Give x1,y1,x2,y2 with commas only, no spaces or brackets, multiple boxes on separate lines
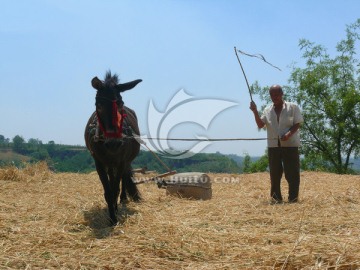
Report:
0,161,51,182
0,164,359,269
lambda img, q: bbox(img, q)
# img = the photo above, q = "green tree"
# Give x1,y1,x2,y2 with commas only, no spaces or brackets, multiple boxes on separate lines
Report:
12,135,26,154
46,141,56,157
27,138,42,152
30,148,50,161
0,135,10,146
253,19,360,174
249,152,268,173
242,153,251,173
0,135,5,144
242,151,268,173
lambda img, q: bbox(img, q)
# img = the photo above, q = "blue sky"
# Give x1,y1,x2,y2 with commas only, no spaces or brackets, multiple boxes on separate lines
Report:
1,0,359,156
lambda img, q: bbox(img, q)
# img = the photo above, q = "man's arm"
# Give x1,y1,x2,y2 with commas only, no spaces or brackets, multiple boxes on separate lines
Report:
250,101,265,129
280,123,301,141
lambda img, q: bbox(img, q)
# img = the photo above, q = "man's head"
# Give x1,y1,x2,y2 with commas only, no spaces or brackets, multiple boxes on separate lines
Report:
269,84,283,106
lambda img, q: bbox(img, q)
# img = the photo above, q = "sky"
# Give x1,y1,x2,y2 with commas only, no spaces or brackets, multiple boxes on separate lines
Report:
1,0,359,157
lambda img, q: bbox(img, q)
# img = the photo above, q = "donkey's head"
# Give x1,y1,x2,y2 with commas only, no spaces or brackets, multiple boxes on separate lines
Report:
91,71,142,138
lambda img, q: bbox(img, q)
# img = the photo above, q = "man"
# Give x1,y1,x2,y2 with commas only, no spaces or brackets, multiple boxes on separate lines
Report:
250,85,304,203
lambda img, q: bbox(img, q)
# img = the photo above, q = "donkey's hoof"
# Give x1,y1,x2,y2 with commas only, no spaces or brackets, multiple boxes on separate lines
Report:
132,194,142,202
110,218,118,226
120,191,129,204
120,197,128,204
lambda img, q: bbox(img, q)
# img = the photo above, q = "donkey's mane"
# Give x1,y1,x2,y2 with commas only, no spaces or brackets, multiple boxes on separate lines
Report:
104,71,119,87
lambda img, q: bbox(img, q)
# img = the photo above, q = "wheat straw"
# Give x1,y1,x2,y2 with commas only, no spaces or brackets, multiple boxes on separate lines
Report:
0,164,359,269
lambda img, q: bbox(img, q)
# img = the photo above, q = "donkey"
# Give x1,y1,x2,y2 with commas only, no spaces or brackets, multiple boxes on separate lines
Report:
84,71,142,225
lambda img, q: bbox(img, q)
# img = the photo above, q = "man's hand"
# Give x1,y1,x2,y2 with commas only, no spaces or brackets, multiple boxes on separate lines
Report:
281,124,300,141
249,101,257,112
281,131,291,141
250,101,265,129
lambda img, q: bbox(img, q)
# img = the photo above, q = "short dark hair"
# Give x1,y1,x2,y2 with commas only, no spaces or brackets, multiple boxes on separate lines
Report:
269,84,283,94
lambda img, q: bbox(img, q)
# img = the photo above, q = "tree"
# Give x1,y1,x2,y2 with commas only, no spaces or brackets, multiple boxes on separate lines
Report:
30,148,49,161
242,151,268,173
242,153,252,173
46,141,56,157
12,135,26,154
249,151,269,173
27,138,42,152
0,135,5,144
253,19,360,174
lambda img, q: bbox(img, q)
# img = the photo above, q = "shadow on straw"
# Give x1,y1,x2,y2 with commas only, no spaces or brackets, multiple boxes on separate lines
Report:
83,203,137,239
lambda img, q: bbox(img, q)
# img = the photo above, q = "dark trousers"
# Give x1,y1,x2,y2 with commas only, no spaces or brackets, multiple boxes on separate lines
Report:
268,147,300,202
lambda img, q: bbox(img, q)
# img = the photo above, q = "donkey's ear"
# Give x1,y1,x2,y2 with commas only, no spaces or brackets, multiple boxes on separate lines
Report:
91,77,103,90
116,79,142,92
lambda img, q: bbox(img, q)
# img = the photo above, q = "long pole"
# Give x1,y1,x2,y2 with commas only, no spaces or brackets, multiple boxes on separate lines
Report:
234,46,253,102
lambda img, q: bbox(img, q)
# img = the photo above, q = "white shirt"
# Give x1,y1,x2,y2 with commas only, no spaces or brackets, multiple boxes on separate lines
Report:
261,101,304,148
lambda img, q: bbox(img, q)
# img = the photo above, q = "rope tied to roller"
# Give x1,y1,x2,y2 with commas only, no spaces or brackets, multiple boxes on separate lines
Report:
140,137,271,141
129,134,277,186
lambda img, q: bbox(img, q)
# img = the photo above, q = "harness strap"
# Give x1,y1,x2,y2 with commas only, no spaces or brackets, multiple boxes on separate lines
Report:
96,104,125,138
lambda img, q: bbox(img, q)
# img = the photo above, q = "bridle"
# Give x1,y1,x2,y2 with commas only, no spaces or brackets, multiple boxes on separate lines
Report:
95,95,126,138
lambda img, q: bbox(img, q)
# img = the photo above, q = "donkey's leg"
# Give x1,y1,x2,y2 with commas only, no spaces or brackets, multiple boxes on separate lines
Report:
110,167,124,209
108,167,120,212
122,165,141,202
95,160,117,225
120,175,128,204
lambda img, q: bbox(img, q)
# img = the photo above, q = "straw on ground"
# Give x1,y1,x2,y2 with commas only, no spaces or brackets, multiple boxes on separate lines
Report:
0,163,359,269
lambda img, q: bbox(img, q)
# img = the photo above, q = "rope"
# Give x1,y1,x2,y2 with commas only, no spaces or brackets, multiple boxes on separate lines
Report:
140,137,274,141
138,138,173,172
236,48,282,71
129,134,275,178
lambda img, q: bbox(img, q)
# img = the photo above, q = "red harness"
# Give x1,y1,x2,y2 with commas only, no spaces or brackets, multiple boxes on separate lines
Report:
96,100,126,138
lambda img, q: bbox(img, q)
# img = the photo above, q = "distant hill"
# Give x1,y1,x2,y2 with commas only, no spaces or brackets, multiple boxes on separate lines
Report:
225,154,244,166
0,144,243,174
1,142,359,174
0,148,30,163
225,153,263,166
